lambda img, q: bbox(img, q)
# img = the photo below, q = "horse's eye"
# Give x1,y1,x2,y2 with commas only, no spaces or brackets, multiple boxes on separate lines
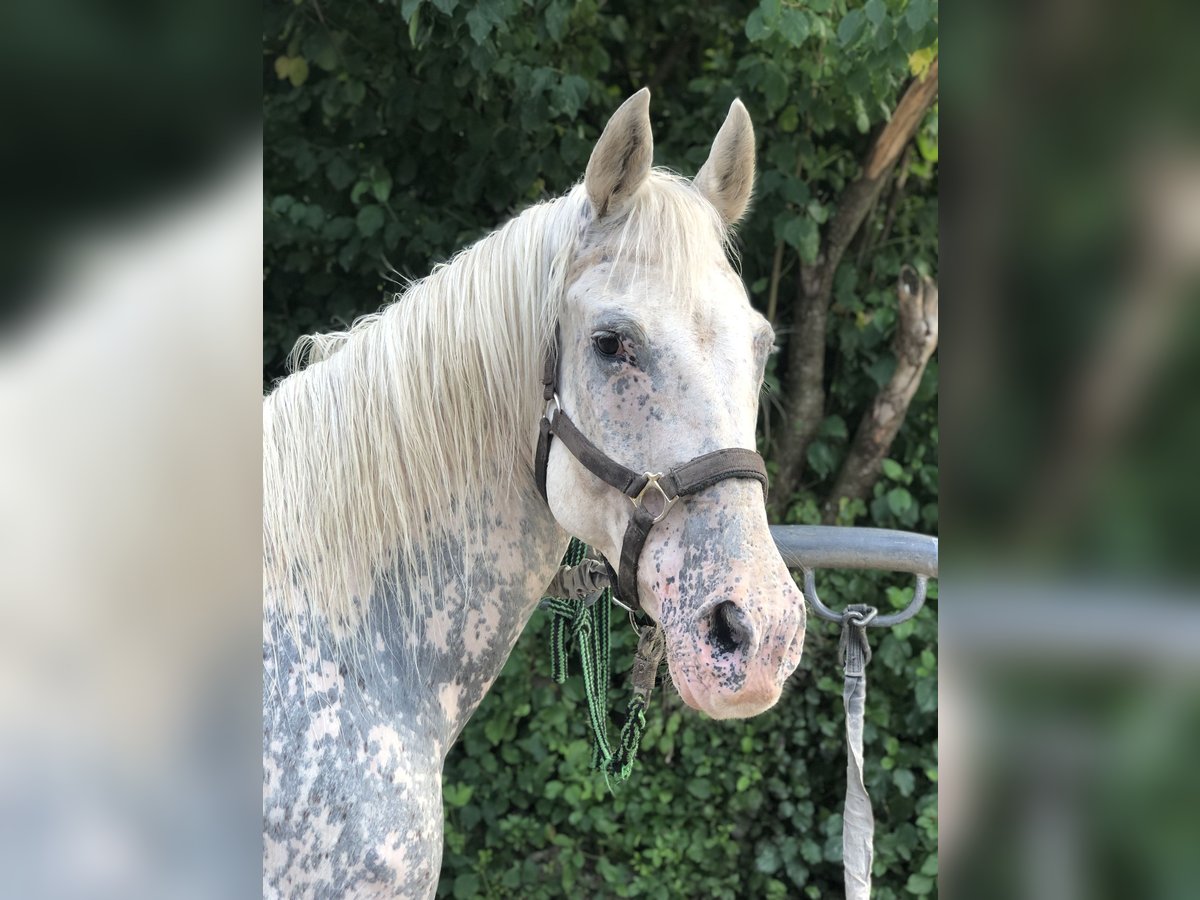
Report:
593,331,622,358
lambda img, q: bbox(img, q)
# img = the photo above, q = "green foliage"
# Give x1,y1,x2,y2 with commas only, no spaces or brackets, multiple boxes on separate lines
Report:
439,573,937,898
264,0,937,895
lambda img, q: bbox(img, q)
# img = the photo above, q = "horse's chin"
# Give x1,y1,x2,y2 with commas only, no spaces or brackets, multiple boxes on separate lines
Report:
666,658,782,721
673,672,703,713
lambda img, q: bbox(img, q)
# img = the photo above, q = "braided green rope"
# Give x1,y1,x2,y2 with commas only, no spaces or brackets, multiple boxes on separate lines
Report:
541,537,651,785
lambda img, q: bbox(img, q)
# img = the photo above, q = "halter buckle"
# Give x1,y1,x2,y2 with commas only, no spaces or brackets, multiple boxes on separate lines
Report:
630,473,677,524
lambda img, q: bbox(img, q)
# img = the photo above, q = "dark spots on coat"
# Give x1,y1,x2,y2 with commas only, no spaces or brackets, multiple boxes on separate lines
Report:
265,488,565,897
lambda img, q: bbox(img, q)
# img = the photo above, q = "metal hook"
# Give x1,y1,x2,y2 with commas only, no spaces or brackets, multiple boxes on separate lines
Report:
803,569,928,628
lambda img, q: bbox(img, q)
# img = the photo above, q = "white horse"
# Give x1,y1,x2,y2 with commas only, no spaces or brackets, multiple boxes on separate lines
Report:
263,89,806,898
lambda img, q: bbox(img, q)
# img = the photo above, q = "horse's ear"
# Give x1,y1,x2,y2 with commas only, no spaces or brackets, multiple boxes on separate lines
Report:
585,88,653,220
695,98,756,225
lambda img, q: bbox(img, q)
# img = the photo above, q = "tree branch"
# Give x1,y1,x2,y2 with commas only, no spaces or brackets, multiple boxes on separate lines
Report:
821,267,939,523
770,60,939,514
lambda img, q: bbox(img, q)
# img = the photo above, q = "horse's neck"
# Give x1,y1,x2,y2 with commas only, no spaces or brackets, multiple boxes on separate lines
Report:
268,486,565,761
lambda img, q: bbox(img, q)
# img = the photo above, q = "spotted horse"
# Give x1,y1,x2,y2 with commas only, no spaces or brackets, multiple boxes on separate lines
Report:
262,89,807,898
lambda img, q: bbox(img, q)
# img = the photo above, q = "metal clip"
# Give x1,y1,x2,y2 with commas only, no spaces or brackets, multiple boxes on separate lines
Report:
629,624,666,703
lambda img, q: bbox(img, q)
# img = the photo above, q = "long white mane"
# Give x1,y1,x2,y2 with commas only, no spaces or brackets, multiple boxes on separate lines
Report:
263,171,731,641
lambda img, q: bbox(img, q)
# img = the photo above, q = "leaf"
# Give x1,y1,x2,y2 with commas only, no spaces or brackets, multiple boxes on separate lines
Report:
915,674,938,713
356,204,385,238
400,0,422,23
782,217,820,264
545,0,572,41
837,9,866,45
326,156,356,191
917,130,938,163
755,843,782,874
274,56,309,88
887,487,913,515
444,782,474,807
781,177,810,205
337,238,360,271
431,0,458,13
866,0,886,27
323,217,355,240
408,6,421,47
313,44,338,72
483,714,507,744
745,8,770,42
881,458,905,480
867,357,896,387
905,873,935,895
806,440,836,478
796,217,821,265
779,105,799,133
371,169,393,203
466,7,494,44
906,0,932,32
908,45,936,78
780,216,805,250
854,95,870,133
893,768,915,797
268,194,293,215
761,62,788,112
452,873,481,899
818,415,847,440
778,9,810,46
555,74,589,118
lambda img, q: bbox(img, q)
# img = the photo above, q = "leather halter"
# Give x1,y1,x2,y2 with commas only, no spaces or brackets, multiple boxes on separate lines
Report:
534,325,769,613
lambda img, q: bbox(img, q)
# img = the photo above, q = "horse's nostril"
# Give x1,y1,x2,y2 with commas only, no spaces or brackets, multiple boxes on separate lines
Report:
710,601,751,655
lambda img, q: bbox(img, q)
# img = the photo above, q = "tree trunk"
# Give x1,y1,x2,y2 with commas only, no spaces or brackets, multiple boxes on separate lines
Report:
822,267,939,523
770,60,938,516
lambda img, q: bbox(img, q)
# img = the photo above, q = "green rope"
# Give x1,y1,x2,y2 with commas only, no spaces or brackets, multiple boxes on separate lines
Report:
540,537,654,785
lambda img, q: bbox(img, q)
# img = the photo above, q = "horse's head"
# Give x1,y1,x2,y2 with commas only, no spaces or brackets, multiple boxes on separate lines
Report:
545,89,805,719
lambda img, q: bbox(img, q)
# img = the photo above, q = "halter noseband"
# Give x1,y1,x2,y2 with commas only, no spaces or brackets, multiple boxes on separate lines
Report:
534,325,769,613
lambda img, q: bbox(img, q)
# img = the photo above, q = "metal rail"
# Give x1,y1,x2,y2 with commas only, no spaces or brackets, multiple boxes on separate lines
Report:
770,525,938,578
771,525,938,627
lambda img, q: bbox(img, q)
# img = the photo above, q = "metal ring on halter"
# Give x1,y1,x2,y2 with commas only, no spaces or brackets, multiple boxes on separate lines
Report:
802,569,929,628
606,593,643,635
629,472,677,524
611,593,636,614
545,393,561,420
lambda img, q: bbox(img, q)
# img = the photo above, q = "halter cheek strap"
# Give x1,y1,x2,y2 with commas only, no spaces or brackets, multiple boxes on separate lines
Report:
535,326,768,613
